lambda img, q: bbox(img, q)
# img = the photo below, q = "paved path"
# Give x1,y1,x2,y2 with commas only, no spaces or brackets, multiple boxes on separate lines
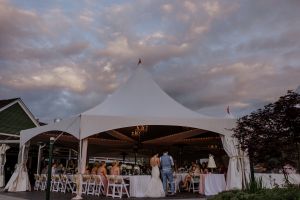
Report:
0,191,207,200
0,194,27,200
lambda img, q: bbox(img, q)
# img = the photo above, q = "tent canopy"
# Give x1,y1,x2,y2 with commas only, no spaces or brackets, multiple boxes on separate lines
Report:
20,68,236,146
16,67,248,192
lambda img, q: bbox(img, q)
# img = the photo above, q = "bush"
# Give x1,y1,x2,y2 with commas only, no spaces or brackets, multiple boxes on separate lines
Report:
209,187,300,200
245,177,263,193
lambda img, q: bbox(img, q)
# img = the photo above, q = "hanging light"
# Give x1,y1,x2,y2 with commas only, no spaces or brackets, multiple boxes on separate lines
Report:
131,125,148,137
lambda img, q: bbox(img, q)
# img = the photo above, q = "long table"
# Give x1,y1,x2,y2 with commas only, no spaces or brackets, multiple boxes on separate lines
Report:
126,173,226,197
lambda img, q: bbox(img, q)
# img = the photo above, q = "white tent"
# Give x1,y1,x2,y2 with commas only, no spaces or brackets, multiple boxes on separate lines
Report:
8,67,249,194
20,68,235,146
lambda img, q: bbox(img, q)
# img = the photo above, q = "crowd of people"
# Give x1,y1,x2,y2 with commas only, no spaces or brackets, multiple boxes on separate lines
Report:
36,153,228,197
40,158,226,178
39,157,227,178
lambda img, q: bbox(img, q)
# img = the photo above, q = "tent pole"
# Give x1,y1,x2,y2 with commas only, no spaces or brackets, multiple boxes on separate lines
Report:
66,148,71,168
72,139,83,200
36,143,45,175
46,137,54,200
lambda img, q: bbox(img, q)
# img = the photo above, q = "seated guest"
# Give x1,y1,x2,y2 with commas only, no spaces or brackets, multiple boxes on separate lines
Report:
182,165,196,190
41,165,48,174
194,164,202,175
188,162,196,171
56,163,65,174
84,165,91,175
97,161,108,176
51,164,57,175
283,163,296,174
110,161,120,175
201,162,209,174
91,162,99,175
68,159,75,169
97,161,108,193
203,168,209,174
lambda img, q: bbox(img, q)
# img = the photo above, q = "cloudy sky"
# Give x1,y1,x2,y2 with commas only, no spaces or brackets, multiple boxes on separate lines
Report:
0,0,299,122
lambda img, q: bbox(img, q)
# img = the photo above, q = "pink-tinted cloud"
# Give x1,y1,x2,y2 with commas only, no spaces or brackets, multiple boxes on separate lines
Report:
0,0,299,121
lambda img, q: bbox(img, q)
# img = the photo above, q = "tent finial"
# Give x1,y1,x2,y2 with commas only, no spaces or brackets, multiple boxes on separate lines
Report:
137,58,142,66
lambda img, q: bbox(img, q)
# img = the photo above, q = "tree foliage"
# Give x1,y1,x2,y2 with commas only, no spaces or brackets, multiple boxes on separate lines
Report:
233,90,300,172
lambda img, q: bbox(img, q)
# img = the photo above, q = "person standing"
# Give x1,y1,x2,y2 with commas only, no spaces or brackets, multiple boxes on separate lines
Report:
160,150,175,196
145,153,165,197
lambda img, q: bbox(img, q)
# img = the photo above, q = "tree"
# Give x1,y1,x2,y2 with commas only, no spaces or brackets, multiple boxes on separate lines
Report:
233,90,300,181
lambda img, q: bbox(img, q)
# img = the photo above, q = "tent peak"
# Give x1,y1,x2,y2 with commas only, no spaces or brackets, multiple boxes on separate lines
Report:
82,67,204,119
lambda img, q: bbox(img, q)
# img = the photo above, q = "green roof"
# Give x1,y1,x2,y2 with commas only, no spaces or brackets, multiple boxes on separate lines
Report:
0,98,19,109
0,102,36,135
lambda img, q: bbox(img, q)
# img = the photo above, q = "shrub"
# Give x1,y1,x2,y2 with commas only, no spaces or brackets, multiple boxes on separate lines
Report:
245,177,263,193
209,187,300,200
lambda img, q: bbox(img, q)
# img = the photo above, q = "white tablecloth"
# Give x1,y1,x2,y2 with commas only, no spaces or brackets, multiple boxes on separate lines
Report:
255,173,300,188
127,173,226,197
176,173,226,196
203,174,226,196
128,175,151,197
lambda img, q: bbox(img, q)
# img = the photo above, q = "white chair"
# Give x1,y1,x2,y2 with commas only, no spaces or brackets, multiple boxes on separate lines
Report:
68,174,79,194
189,175,200,193
40,174,47,191
86,175,96,195
106,175,130,198
67,175,77,194
94,175,105,196
51,175,61,192
122,177,130,197
60,175,68,193
34,174,41,191
81,175,90,194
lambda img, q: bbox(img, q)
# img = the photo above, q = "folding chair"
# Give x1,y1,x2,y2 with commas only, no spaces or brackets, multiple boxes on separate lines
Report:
87,175,96,195
94,175,105,196
40,174,47,191
81,175,90,194
189,175,200,193
106,175,130,198
34,174,41,191
60,175,69,193
69,174,79,194
66,175,77,194
51,175,61,192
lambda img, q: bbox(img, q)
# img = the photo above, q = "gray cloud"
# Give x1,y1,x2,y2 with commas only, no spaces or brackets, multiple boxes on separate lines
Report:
0,0,299,121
